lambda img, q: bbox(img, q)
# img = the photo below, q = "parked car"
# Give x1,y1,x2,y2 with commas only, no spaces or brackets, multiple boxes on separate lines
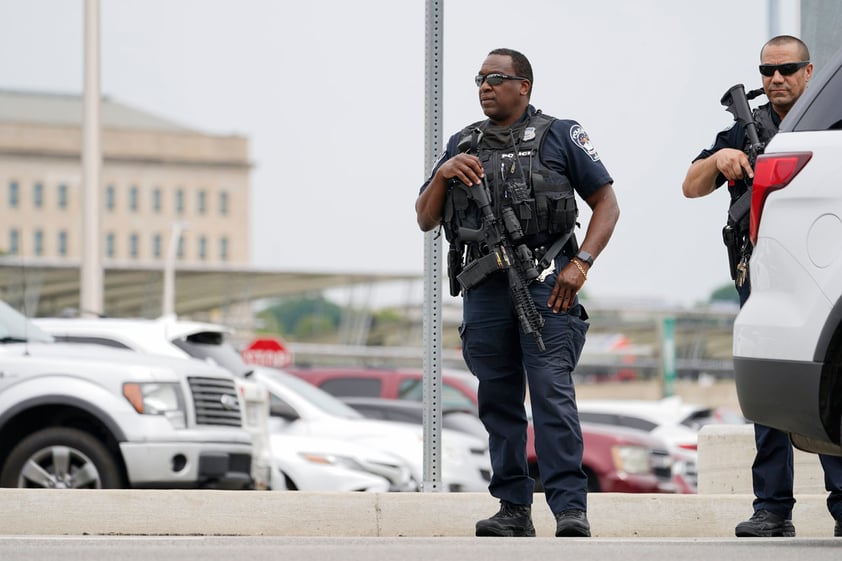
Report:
256,368,491,492
574,397,723,491
0,301,253,489
286,367,480,414
342,395,677,493
269,433,414,492
288,366,685,492
733,45,842,455
33,316,273,489
340,396,487,441
575,397,713,452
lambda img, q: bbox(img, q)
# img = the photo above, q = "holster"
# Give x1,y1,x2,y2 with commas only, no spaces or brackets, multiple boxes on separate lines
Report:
722,224,741,280
447,244,463,297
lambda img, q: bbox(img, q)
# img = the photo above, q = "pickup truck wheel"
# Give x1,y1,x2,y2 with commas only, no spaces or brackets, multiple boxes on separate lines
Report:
0,428,123,489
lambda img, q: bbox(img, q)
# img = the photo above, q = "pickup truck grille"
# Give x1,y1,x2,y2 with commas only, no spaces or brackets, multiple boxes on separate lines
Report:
188,377,243,427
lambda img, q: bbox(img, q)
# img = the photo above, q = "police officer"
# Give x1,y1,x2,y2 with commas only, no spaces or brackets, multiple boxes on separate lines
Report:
683,35,842,538
416,48,619,538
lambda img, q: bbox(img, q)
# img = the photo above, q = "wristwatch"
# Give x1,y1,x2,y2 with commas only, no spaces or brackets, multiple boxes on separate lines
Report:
574,250,594,267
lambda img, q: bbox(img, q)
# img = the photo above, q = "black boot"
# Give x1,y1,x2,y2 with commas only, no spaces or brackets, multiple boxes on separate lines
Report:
554,509,591,537
735,509,796,537
475,500,536,537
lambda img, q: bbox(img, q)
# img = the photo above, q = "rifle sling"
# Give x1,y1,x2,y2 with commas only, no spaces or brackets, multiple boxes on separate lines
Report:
537,231,574,272
728,189,751,226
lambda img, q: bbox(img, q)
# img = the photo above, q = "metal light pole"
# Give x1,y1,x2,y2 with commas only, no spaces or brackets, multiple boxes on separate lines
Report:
422,0,444,492
162,221,187,317
80,0,103,316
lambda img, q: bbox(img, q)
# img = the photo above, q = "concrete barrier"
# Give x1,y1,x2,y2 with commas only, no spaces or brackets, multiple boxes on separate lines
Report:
0,490,833,537
0,424,836,537
697,424,827,495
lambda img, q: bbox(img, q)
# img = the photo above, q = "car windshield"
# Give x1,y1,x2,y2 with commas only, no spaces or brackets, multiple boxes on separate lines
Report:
0,301,54,343
265,369,364,419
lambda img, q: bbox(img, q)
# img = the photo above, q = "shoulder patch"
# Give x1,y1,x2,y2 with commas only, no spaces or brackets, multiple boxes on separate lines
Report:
428,148,448,176
570,124,600,162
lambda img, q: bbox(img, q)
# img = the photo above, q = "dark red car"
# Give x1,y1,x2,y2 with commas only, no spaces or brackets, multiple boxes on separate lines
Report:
285,366,680,493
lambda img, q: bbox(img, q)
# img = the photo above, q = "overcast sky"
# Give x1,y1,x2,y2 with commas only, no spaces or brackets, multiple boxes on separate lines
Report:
0,0,801,308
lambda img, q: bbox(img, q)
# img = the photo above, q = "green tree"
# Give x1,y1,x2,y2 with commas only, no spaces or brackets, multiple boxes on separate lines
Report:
258,296,343,339
710,283,739,304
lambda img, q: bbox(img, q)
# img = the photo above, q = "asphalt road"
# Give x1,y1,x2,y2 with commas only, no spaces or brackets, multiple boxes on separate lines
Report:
0,536,840,561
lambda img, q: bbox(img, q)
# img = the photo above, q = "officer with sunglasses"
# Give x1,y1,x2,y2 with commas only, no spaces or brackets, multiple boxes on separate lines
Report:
683,35,842,538
416,48,619,538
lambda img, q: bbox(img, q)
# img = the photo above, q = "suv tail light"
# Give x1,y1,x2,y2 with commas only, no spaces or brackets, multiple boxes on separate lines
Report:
749,152,812,244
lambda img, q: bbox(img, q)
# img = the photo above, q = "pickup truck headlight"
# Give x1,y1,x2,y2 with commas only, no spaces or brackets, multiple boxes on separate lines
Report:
611,445,652,476
123,382,187,429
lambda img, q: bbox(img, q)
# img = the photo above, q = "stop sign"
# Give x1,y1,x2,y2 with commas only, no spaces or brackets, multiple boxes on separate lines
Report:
241,337,293,368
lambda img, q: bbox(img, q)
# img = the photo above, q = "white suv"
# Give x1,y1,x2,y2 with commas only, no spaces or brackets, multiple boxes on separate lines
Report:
0,301,253,489
733,46,842,456
33,315,274,489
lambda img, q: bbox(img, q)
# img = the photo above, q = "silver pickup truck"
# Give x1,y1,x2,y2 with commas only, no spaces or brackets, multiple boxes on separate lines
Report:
0,301,253,489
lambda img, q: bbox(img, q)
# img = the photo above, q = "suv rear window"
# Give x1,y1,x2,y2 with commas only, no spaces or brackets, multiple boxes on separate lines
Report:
398,379,478,412
320,377,382,397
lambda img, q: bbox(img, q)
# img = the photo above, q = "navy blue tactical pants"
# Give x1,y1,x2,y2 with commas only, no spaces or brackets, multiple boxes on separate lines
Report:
460,263,589,515
738,278,842,521
752,423,842,520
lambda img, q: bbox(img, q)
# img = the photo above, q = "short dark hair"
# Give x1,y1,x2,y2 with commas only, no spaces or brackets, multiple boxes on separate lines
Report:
761,35,810,62
488,48,533,96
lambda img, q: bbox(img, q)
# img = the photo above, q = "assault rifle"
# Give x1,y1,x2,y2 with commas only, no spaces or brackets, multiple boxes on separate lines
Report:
719,84,765,283
454,176,546,351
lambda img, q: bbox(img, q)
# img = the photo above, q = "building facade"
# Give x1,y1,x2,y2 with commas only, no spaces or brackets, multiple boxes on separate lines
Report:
0,90,250,267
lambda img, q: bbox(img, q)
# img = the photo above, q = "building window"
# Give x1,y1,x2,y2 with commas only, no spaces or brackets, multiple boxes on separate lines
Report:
129,233,139,258
34,230,44,256
153,233,162,258
219,191,229,216
152,188,162,213
58,183,68,209
177,236,185,259
129,186,139,212
106,185,115,211
58,231,68,256
8,229,19,255
197,190,206,215
219,237,229,261
106,232,115,258
9,181,19,208
175,189,184,214
198,236,207,260
34,182,44,208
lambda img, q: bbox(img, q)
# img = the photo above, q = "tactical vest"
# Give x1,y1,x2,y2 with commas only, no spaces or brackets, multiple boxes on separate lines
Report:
442,110,578,256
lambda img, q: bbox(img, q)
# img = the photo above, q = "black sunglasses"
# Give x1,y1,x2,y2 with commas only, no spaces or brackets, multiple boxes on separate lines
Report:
475,73,529,87
758,61,810,77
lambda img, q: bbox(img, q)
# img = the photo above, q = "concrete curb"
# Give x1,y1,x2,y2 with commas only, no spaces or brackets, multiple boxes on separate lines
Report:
2,425,837,537
0,490,835,537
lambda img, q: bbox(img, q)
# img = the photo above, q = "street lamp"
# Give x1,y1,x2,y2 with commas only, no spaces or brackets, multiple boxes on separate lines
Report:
162,221,188,317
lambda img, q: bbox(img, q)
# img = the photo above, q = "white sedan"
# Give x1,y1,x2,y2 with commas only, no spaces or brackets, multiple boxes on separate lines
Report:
257,367,492,492
270,433,415,492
